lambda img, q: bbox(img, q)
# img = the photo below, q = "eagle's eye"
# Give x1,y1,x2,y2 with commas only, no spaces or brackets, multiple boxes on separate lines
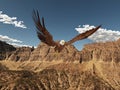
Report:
59,40,65,45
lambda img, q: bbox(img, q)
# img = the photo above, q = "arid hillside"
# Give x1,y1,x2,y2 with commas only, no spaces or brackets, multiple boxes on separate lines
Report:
80,39,120,63
0,60,119,90
0,40,120,90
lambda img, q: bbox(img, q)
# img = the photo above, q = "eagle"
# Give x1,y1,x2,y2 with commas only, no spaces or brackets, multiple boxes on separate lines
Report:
33,10,101,52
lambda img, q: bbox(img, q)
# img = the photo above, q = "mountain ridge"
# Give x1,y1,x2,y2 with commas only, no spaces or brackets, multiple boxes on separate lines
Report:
1,39,120,63
0,40,120,89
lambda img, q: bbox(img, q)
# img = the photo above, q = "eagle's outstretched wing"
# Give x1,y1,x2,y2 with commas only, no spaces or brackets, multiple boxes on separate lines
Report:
65,25,101,45
32,10,56,46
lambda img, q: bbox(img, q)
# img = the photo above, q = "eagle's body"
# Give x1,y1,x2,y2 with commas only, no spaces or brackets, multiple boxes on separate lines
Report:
33,10,101,52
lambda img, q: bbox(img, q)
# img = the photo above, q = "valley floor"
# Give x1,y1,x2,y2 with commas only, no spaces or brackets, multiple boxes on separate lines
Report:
0,60,120,90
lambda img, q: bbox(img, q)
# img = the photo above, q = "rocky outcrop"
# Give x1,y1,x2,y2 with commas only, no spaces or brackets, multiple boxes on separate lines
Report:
7,47,34,61
80,39,120,63
0,41,79,61
0,63,8,70
9,38,120,63
0,41,16,60
0,40,34,61
29,42,80,61
1,39,120,89
1,38,120,63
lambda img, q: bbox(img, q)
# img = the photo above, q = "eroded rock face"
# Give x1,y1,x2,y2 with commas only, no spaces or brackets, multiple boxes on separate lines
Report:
2,38,120,63
29,42,80,61
0,41,16,60
1,40,120,90
8,47,34,61
0,41,80,61
29,39,120,63
0,63,8,70
0,40,34,61
80,39,120,63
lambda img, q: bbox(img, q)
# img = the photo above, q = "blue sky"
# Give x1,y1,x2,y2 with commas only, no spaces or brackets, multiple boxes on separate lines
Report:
0,0,120,50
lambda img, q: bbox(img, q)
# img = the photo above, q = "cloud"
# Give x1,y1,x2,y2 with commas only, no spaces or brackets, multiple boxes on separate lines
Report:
0,35,32,47
8,42,33,48
0,11,27,28
75,25,120,42
0,35,22,43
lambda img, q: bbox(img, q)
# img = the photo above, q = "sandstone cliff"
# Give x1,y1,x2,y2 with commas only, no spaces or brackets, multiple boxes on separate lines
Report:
0,40,34,61
7,47,34,61
0,41,16,60
2,38,120,63
80,39,120,63
0,40,120,90
29,42,80,61
0,41,80,62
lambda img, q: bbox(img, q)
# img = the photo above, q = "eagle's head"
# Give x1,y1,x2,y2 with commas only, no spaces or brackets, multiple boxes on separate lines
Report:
59,40,65,45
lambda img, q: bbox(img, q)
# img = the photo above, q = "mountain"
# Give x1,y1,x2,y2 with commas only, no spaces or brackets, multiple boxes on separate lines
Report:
7,47,34,61
29,42,80,61
0,40,34,61
80,38,120,63
0,41,16,60
1,39,120,63
0,40,120,89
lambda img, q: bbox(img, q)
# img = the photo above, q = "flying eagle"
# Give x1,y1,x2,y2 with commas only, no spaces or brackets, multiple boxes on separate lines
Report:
33,10,101,52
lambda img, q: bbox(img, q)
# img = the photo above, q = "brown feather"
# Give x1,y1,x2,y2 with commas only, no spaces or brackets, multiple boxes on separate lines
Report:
32,10,56,46
65,25,101,45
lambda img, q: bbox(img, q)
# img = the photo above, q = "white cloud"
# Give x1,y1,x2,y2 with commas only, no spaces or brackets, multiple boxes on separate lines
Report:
75,25,120,42
0,35,22,43
0,11,27,28
0,35,32,47
8,42,33,48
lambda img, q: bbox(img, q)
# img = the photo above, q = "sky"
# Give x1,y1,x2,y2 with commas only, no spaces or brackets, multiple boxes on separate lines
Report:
0,0,120,50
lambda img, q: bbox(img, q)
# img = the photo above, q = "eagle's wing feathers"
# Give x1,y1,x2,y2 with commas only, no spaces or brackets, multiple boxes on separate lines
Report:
65,25,101,45
33,10,56,46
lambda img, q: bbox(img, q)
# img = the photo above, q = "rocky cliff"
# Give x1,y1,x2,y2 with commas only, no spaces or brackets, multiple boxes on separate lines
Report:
0,40,34,61
0,41,79,61
80,39,120,63
0,40,120,90
2,39,120,63
29,42,80,61
7,47,34,61
0,41,16,60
